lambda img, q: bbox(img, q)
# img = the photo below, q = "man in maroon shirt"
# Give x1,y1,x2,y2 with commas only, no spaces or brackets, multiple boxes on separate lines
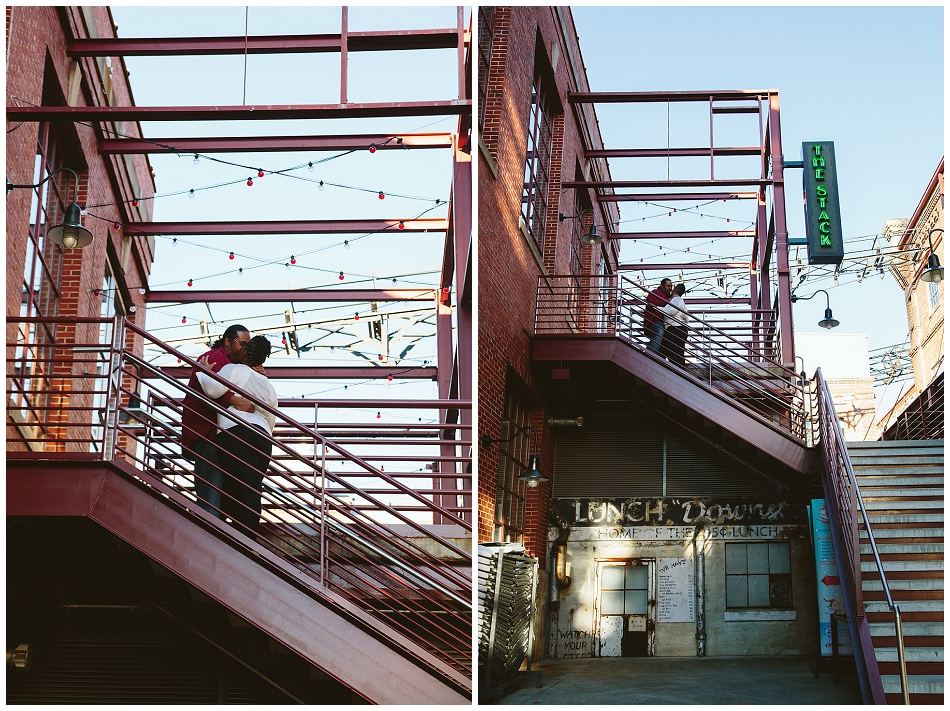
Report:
643,278,673,354
182,324,256,518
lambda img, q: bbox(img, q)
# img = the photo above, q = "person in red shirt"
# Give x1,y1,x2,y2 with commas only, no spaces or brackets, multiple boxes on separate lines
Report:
643,278,673,353
182,324,256,519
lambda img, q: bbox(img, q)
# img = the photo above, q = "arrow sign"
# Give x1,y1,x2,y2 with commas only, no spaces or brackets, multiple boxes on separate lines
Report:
821,575,840,587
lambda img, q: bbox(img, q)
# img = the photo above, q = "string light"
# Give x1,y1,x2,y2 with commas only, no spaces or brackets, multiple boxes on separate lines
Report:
181,317,187,324
376,412,381,419
378,191,385,200
343,240,349,249
131,198,138,207
238,268,244,277
257,169,264,178
229,252,235,260
187,279,193,287
308,162,314,172
193,154,200,165
290,256,296,265
339,271,345,280
354,312,360,320
188,189,195,198
317,180,324,190
369,144,377,154
398,221,405,230
246,177,253,187
387,373,393,381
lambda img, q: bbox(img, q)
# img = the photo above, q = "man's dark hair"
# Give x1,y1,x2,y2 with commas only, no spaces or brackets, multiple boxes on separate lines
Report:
243,336,272,367
674,283,686,296
211,324,249,350
660,278,673,287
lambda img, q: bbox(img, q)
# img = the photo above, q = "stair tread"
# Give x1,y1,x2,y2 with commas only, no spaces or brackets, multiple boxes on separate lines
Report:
863,579,944,591
874,647,944,662
865,600,944,613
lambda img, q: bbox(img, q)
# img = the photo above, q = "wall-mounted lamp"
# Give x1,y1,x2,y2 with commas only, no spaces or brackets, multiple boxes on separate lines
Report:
7,168,94,250
481,425,549,488
558,208,602,246
791,289,839,329
920,228,944,284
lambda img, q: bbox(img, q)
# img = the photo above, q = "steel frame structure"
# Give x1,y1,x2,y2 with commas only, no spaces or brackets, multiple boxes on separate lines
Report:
565,89,796,367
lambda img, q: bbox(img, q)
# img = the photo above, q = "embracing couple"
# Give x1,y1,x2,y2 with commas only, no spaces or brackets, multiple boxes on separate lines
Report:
181,324,278,536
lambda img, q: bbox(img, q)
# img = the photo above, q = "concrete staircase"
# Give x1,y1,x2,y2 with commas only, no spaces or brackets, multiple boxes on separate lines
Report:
848,439,944,705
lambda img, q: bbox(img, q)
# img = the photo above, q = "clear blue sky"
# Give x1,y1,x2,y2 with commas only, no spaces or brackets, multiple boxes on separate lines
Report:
111,6,468,417
572,5,943,411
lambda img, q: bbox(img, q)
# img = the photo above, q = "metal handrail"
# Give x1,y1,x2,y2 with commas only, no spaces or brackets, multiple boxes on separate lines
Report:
814,368,907,704
536,274,807,440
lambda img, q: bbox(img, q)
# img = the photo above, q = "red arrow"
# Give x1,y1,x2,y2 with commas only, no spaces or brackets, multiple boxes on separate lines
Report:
821,575,840,586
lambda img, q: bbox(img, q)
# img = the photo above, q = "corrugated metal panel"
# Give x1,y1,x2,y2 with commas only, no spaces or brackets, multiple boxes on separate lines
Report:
553,418,663,497
553,416,779,498
665,428,779,497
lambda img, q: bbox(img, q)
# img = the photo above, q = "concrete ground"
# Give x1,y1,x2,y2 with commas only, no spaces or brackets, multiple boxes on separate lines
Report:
490,656,863,705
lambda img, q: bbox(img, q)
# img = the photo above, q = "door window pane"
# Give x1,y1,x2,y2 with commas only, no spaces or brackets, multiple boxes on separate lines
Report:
625,590,648,614
603,566,624,590
602,590,624,614
626,565,648,589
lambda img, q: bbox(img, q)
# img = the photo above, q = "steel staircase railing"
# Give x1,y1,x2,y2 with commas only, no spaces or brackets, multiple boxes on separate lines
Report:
535,274,808,440
6,316,472,682
814,367,907,705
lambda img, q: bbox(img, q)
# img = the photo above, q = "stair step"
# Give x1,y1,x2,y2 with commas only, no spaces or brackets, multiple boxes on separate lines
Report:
881,675,944,694
875,646,944,663
866,513,944,524
877,661,945,676
855,469,945,480
861,498,943,510
860,542,945,554
860,527,944,539
847,440,944,450
858,488,945,499
863,578,944,592
863,589,944,601
861,560,944,572
867,611,943,623
865,600,944,614
869,621,944,637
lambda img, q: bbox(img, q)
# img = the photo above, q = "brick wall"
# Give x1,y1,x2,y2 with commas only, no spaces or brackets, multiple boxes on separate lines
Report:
478,7,612,566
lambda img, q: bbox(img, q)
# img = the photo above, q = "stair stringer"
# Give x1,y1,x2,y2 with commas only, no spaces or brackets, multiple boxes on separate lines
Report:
6,459,470,704
532,335,818,476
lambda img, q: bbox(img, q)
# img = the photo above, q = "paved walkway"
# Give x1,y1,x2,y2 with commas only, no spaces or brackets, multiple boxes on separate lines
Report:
492,656,863,705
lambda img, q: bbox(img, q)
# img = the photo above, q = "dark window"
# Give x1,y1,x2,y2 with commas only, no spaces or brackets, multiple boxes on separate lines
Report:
492,386,535,543
477,6,495,131
725,542,792,608
521,72,554,252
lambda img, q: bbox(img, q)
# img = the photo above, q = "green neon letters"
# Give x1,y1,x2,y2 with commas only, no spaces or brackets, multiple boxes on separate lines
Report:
801,141,844,265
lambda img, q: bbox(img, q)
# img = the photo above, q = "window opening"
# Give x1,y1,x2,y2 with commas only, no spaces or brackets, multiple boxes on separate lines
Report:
725,542,791,608
477,7,495,131
492,385,534,543
521,71,554,252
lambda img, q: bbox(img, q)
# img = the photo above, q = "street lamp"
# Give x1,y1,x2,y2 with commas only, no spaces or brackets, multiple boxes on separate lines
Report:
481,425,549,488
791,289,840,329
7,168,94,250
559,208,602,246
920,228,944,284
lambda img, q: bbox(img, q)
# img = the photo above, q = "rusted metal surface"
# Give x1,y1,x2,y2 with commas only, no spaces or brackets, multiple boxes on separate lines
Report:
814,369,889,704
6,461,470,703
98,133,454,154
146,289,435,303
125,218,448,235
7,101,472,122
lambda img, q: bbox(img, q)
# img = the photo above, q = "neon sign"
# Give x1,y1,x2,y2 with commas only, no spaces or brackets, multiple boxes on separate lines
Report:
801,141,844,265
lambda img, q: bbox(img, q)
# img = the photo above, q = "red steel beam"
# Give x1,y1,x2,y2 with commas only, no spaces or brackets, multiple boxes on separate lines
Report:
618,262,752,271
98,133,454,154
564,179,768,189
585,147,761,159
124,219,448,236
609,231,755,240
568,90,774,103
146,289,434,303
151,366,438,380
7,101,471,122
66,29,464,57
596,192,759,202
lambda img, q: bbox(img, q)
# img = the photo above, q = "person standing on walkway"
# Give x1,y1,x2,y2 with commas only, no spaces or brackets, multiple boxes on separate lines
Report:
644,278,673,353
661,283,690,367
182,324,256,518
197,336,277,537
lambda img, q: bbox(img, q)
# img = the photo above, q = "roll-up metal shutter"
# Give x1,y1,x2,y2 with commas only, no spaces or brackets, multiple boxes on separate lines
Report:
664,428,779,497
553,416,779,498
553,417,663,498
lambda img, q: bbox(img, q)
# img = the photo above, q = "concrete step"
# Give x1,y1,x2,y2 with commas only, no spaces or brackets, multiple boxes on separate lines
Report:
856,475,944,487
881,675,944,695
858,488,945,499
864,578,943,591
847,439,944,450
866,513,944,524
869,621,944,637
859,527,944,540
861,560,944,573
861,497,943,508
860,543,944,557
849,455,945,466
875,646,944,663
865,599,944,614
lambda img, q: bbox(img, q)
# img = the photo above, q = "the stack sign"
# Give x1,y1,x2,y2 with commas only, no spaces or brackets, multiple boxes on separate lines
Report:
802,141,844,265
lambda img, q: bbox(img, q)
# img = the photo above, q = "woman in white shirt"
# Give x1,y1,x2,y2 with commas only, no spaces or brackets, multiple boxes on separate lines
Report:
197,335,277,536
660,283,690,367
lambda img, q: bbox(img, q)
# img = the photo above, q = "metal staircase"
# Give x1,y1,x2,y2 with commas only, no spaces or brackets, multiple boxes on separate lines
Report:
6,316,472,702
848,440,945,705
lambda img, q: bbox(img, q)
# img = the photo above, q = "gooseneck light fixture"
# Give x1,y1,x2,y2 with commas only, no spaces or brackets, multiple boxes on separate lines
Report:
558,208,602,247
6,168,94,250
920,228,944,284
791,289,839,329
481,425,549,488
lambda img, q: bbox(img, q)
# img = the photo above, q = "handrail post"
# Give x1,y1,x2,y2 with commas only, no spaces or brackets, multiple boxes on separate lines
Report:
103,316,125,462
894,605,910,704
